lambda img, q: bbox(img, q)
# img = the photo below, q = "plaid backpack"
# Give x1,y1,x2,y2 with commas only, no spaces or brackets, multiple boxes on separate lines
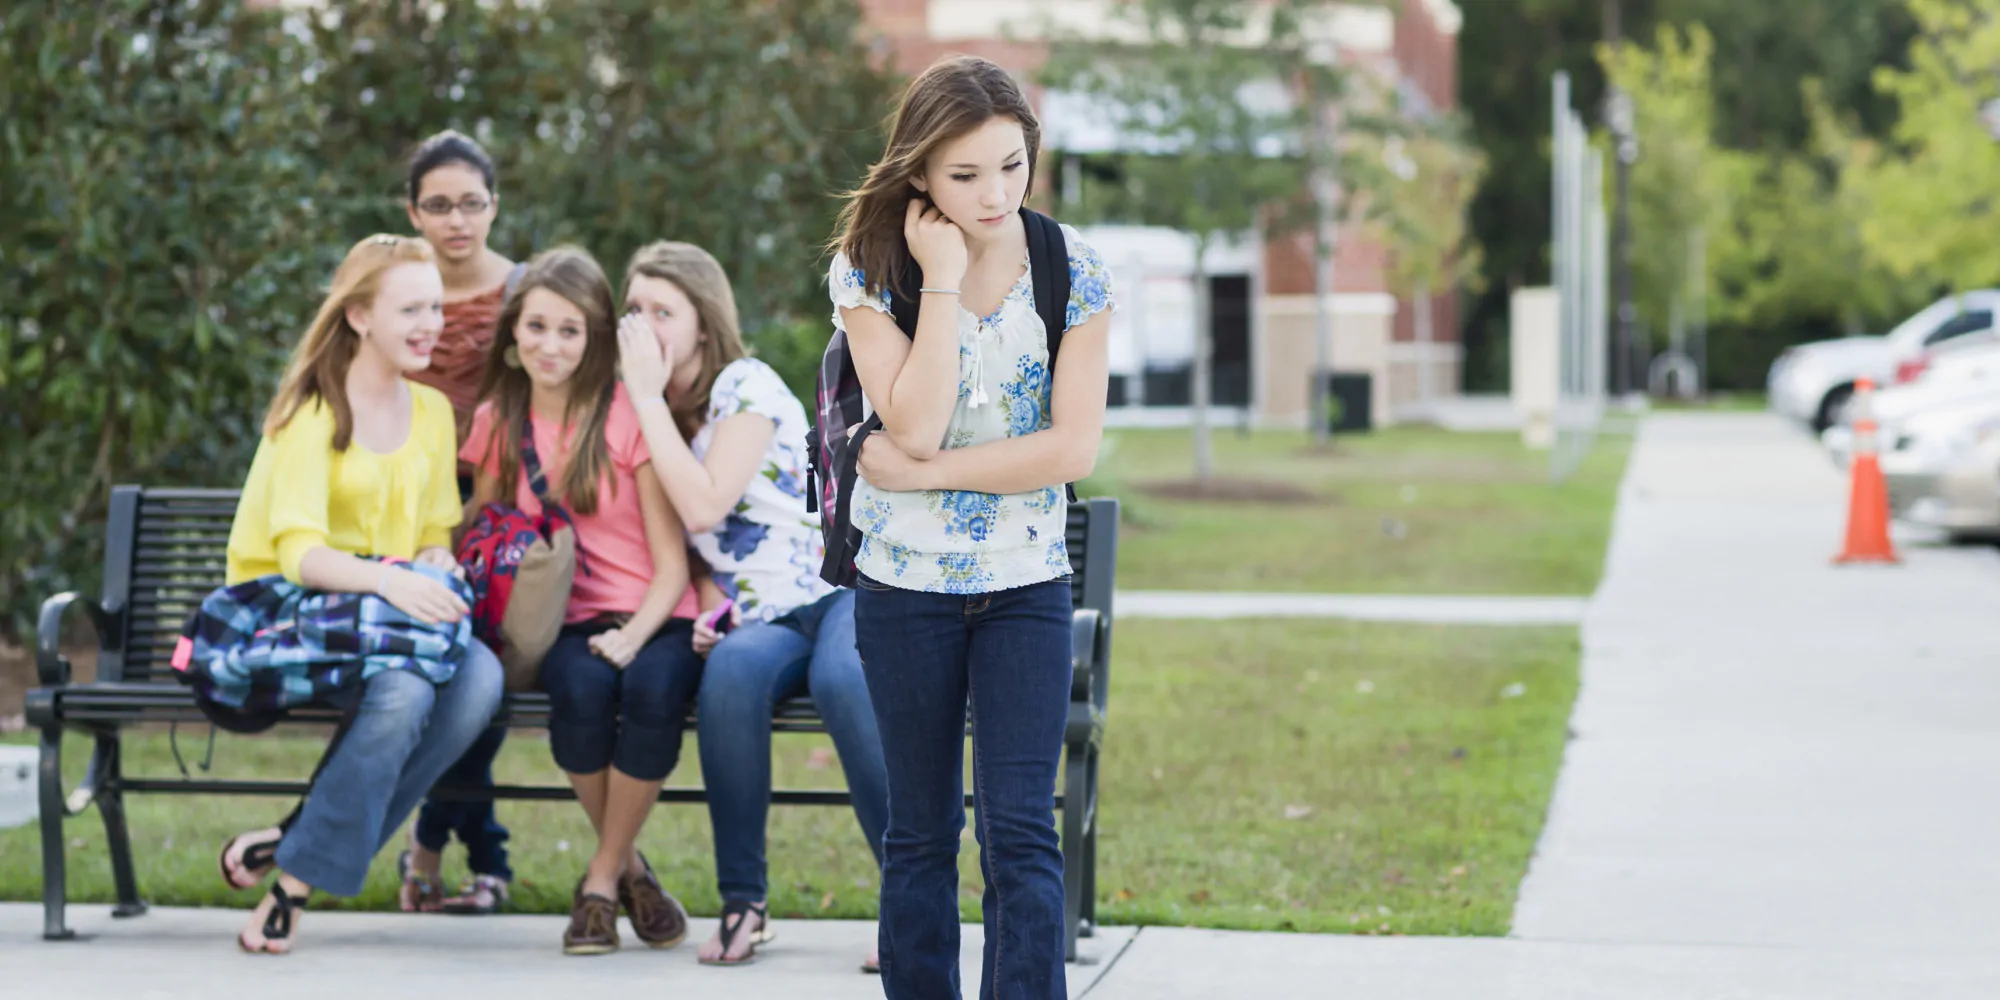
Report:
455,415,585,690
806,207,1073,588
170,560,474,733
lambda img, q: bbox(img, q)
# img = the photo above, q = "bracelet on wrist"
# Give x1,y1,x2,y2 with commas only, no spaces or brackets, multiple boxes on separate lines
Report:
919,287,960,296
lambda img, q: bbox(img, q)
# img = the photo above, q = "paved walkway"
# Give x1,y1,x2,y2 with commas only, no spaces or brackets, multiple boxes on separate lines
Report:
1,904,1132,999
1513,413,2000,991
1117,590,1587,625
9,413,2000,997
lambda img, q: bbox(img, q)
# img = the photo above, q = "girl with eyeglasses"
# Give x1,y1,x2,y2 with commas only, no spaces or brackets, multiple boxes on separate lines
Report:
404,130,520,439
397,130,520,915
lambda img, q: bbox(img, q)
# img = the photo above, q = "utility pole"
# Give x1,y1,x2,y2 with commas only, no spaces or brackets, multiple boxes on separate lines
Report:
1604,0,1637,398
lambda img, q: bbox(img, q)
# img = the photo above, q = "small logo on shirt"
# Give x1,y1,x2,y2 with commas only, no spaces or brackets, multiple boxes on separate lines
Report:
1027,526,1038,542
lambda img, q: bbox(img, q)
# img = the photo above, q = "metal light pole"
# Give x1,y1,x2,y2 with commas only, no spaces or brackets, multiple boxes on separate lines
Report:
1605,0,1637,399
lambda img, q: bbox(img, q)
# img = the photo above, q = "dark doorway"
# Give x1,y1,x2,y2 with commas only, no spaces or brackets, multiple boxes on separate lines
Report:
1209,274,1251,406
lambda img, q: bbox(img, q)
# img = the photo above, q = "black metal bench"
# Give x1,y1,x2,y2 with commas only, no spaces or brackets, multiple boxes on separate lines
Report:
28,485,1117,957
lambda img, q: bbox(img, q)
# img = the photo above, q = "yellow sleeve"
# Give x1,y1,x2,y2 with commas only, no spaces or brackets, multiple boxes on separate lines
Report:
266,401,336,583
416,386,464,551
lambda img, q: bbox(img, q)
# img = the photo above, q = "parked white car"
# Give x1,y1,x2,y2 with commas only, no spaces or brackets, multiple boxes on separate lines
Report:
1769,291,2000,431
1822,339,2000,467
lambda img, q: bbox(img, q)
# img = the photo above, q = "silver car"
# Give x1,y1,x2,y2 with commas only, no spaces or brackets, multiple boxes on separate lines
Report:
1907,426,2000,540
1880,398,2000,533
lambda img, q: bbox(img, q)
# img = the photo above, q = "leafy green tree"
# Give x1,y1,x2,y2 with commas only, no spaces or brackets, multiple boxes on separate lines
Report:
1712,82,1923,352
1457,0,1917,390
1360,119,1487,406
1,0,322,638
1044,0,1330,479
1597,24,1744,358
1852,0,2000,292
0,0,898,641
299,0,898,334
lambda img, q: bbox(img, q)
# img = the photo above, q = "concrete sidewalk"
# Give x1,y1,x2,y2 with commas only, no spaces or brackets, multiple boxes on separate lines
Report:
0,903,1133,999
1514,414,2000,983
10,900,1995,999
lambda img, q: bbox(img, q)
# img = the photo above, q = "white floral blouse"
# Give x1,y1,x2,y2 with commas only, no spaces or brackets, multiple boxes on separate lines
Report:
687,358,836,622
827,224,1114,595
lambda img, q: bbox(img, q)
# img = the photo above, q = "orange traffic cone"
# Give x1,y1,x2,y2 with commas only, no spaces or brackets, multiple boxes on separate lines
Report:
1833,378,1899,565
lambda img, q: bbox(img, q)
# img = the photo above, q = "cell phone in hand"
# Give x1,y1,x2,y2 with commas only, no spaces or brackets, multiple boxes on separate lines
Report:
699,599,737,636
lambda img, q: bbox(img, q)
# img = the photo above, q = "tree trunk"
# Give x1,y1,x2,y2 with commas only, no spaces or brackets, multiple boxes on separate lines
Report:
1311,116,1339,446
1192,241,1215,481
1415,280,1434,409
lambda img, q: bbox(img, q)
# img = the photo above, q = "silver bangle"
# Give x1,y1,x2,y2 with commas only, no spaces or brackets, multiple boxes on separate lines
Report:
918,287,960,296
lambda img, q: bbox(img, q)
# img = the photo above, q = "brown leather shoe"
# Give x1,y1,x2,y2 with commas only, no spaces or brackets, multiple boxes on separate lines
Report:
617,853,688,949
562,891,620,956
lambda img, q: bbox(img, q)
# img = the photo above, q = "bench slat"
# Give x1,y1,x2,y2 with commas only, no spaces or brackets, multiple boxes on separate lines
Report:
51,682,920,735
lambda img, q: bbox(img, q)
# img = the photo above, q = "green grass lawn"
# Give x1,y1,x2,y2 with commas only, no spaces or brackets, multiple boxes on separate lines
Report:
1648,392,1767,412
1,618,1577,936
1084,427,1629,595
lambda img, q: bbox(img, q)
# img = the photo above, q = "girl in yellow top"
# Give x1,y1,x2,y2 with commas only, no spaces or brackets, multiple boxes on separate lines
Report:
218,235,504,954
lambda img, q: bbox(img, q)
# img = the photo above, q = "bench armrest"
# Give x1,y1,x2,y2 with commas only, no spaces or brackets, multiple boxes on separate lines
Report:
1070,608,1102,706
36,591,115,687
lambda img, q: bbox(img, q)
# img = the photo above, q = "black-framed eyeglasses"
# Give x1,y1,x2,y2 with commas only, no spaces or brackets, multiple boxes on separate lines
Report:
416,195,492,217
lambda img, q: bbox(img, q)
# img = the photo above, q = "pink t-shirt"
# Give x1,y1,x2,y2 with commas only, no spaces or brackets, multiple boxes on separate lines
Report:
462,385,698,625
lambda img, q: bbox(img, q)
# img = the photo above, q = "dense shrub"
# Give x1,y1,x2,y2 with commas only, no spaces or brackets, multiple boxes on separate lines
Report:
0,0,897,639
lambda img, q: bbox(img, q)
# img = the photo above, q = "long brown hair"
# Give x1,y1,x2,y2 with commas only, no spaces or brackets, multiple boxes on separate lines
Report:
830,55,1041,297
621,241,748,440
474,246,620,514
264,234,436,450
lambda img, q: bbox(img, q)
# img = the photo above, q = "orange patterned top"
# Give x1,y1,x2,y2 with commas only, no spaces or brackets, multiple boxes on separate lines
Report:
410,281,507,440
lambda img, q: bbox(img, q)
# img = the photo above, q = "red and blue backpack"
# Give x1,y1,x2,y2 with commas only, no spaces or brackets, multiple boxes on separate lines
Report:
454,415,586,689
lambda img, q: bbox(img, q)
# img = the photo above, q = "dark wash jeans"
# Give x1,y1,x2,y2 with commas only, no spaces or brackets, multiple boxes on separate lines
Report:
853,574,1072,1000
412,471,513,877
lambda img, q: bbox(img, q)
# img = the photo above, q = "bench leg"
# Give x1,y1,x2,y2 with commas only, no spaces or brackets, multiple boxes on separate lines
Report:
1079,744,1100,938
1061,740,1088,963
38,725,73,941
94,735,147,918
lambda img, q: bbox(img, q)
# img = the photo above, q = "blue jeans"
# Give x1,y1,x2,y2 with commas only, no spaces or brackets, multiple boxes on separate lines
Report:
698,589,888,903
272,639,505,897
540,619,703,781
411,724,513,880
853,575,1072,1000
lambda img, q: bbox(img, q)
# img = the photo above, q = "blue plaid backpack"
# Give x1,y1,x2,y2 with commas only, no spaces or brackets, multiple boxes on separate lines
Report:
171,560,474,733
805,207,1073,588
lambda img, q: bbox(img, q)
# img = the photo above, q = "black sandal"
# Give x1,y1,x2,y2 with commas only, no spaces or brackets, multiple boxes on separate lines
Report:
238,881,310,955
217,830,282,891
699,899,771,967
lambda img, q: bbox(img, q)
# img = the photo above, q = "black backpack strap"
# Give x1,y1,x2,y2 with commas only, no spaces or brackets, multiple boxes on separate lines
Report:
1024,208,1071,361
1023,209,1080,504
